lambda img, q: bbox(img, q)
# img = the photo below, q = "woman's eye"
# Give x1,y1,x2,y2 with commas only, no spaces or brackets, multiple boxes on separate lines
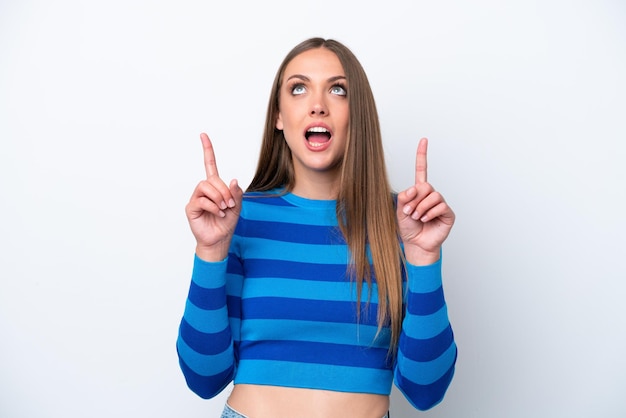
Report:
291,84,306,95
331,85,347,96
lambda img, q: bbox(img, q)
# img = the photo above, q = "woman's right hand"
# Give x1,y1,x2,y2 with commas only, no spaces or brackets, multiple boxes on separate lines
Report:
185,133,243,261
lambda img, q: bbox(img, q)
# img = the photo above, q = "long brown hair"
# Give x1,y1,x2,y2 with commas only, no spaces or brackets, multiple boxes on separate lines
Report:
247,37,404,353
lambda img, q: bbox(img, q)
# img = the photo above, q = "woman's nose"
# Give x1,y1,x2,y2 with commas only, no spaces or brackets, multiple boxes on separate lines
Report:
310,94,327,115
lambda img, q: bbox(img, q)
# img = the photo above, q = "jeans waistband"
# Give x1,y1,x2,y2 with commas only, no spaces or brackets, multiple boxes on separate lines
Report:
221,403,389,418
221,403,249,418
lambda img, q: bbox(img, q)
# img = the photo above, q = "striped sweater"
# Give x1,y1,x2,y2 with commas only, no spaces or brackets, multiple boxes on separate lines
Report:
176,191,456,410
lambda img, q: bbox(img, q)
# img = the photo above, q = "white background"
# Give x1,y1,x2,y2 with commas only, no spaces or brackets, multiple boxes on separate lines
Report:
1,1,625,417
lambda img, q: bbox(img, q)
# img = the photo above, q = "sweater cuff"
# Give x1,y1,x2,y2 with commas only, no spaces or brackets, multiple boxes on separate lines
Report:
192,254,228,288
405,257,443,294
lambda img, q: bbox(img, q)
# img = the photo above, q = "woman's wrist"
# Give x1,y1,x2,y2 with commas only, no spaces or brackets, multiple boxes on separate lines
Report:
195,242,230,262
404,244,441,266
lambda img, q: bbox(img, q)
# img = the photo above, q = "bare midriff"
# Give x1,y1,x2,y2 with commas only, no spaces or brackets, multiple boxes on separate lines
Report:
228,384,390,418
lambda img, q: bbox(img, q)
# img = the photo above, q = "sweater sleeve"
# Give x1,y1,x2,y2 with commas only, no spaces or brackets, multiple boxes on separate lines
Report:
394,257,457,410
176,254,240,399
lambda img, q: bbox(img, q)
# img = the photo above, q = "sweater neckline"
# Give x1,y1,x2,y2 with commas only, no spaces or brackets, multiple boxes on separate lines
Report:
281,192,337,210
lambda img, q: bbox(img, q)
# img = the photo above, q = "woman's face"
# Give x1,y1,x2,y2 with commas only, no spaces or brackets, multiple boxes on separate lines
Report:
276,47,349,188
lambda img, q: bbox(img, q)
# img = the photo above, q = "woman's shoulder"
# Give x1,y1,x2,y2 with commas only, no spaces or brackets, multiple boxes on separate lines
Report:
243,188,291,205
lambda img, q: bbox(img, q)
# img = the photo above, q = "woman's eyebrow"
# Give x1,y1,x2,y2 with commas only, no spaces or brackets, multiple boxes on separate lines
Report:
286,74,310,82
328,75,347,83
285,74,347,83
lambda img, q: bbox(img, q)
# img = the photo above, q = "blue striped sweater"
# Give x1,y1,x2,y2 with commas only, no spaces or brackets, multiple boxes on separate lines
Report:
177,191,456,410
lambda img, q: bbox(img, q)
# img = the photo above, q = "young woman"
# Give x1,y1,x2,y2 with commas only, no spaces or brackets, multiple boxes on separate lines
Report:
177,38,457,418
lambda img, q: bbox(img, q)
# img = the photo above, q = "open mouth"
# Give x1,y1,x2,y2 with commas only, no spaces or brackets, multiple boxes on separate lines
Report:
305,126,332,146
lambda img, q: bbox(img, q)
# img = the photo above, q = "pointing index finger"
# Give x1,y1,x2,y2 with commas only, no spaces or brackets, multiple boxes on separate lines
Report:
415,137,428,184
200,133,219,178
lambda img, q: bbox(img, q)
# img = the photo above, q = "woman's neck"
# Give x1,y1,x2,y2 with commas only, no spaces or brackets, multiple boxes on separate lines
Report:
291,171,340,200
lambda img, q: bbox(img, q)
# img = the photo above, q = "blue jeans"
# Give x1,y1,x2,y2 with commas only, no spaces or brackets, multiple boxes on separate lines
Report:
221,403,389,418
221,403,249,418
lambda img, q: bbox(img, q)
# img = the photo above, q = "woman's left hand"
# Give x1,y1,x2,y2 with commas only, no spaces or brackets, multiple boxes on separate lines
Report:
396,138,455,265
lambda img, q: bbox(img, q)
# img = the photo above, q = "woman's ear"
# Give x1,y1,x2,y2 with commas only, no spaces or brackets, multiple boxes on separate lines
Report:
275,112,283,130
